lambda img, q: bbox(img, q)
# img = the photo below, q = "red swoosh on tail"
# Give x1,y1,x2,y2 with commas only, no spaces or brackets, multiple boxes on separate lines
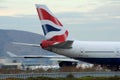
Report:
37,8,63,27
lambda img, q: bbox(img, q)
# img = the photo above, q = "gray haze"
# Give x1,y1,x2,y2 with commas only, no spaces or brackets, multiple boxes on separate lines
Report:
0,29,57,64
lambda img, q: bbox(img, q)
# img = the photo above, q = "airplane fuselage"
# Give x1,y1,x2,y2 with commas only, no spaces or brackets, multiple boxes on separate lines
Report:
51,41,120,65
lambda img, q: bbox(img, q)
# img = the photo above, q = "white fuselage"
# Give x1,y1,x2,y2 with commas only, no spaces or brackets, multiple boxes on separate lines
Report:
51,41,120,64
52,41,120,58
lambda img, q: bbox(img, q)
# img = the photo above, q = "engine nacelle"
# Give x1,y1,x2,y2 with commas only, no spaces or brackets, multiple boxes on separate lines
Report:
58,61,77,67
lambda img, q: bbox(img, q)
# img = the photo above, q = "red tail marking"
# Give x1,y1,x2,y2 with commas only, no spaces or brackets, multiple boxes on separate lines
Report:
37,8,63,26
41,30,68,48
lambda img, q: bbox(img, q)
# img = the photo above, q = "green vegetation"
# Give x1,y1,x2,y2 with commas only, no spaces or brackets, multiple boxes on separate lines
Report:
2,76,120,80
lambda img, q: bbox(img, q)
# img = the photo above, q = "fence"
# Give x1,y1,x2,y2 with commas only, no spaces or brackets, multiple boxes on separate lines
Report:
0,72,120,79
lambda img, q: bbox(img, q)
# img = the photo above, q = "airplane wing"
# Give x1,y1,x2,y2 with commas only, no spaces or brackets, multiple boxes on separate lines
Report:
7,51,65,58
6,51,79,62
50,58,78,62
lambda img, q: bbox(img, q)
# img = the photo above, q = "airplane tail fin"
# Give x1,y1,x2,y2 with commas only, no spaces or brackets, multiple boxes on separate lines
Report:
35,4,68,48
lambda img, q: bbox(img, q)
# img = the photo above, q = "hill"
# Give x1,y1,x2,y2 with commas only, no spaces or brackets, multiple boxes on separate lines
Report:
0,29,56,64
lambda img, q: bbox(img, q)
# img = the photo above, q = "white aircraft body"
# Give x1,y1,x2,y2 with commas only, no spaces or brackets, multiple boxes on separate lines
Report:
11,4,120,71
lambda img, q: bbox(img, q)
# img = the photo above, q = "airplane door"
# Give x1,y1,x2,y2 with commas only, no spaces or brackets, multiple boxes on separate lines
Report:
115,48,120,56
79,48,85,57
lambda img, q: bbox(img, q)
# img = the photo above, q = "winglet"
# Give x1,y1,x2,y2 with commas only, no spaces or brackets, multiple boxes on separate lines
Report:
6,51,17,57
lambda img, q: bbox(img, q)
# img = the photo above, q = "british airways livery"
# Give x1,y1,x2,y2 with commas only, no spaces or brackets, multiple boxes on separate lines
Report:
11,4,120,71
36,5,68,49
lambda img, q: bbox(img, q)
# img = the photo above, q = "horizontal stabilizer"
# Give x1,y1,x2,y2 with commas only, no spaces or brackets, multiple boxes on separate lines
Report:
52,40,73,49
12,42,40,47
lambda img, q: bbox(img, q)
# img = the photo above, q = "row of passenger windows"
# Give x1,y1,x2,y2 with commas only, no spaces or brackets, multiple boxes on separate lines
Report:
80,51,117,53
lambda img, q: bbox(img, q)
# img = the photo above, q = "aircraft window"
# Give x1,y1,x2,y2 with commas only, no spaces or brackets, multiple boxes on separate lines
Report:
116,51,119,53
85,51,113,53
81,51,84,53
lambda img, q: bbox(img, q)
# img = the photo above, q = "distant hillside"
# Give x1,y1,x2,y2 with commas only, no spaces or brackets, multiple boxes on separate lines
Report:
0,29,55,58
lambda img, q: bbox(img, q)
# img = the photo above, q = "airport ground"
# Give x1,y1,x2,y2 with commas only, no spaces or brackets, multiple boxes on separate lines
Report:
0,67,120,80
0,66,110,74
3,75,120,80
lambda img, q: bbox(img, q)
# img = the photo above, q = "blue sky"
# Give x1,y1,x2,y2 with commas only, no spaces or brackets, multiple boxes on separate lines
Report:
0,0,120,41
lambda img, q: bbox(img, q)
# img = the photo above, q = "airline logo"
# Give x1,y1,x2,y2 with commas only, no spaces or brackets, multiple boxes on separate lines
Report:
36,4,68,48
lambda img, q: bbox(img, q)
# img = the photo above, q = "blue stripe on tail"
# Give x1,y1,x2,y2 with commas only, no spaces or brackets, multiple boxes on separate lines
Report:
42,24,61,35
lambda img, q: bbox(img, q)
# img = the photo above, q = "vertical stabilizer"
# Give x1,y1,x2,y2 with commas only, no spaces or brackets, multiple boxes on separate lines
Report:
35,4,68,48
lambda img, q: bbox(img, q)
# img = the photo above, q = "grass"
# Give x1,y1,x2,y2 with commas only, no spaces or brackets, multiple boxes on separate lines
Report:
3,76,120,80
